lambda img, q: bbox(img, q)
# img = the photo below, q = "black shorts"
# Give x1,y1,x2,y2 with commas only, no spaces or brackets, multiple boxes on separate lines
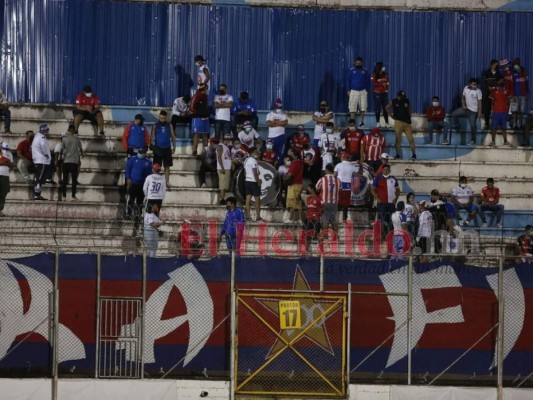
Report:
304,219,321,238
153,146,173,167
73,110,100,124
245,181,261,197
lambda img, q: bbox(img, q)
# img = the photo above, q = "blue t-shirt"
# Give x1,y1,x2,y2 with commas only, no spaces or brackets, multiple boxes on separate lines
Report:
154,121,173,149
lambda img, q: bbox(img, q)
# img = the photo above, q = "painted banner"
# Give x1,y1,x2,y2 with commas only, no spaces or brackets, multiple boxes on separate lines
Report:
0,255,532,381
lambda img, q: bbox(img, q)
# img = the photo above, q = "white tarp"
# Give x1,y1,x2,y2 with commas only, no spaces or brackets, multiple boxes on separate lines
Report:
59,379,176,400
0,379,51,400
391,385,497,400
503,388,533,400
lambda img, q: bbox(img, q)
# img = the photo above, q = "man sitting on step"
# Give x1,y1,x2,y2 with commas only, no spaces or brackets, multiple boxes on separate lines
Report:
73,85,105,136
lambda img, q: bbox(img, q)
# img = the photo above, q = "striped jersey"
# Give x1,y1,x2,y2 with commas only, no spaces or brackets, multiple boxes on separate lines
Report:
316,174,341,204
361,131,386,161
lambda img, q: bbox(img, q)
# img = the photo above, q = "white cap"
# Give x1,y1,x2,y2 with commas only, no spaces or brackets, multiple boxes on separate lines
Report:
381,152,389,159
61,132,68,137
1,142,8,150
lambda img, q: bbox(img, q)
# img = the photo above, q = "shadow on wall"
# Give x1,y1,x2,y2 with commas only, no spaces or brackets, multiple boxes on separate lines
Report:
174,64,194,98
319,72,346,123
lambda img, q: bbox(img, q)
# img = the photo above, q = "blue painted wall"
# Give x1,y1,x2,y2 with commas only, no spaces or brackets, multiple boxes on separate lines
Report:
1,0,532,113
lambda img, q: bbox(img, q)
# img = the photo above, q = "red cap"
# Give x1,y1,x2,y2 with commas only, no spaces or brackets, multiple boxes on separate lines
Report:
153,163,161,172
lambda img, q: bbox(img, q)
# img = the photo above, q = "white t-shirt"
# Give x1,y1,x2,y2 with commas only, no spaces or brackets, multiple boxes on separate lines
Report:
197,64,209,85
452,184,475,205
143,173,167,200
319,132,341,155
313,110,334,140
144,212,160,231
54,142,64,161
266,111,288,138
405,203,416,223
217,143,232,170
238,129,260,148
334,161,356,184
244,156,258,182
418,210,433,238
0,150,13,176
214,94,233,121
463,86,483,112
391,211,406,233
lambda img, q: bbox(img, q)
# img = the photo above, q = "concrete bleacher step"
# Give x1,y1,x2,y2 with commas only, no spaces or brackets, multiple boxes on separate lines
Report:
397,176,532,195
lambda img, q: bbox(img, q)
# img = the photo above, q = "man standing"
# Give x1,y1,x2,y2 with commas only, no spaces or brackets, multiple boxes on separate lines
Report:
199,137,219,189
386,90,416,161
516,225,533,263
122,114,150,158
17,130,34,183
489,78,512,147
217,133,233,204
391,201,408,258
266,98,289,164
0,142,13,216
73,85,105,136
214,84,234,139
125,147,152,224
511,59,529,129
346,56,370,127
284,149,304,223
189,83,210,156
243,147,263,222
32,124,52,201
151,110,176,187
61,124,83,201
371,62,390,128
451,176,478,227
312,101,334,147
479,178,504,228
371,164,400,239
220,196,246,254
426,96,449,145
361,127,387,172
334,151,357,222
319,122,340,171
481,59,502,130
451,78,483,145
143,163,167,212
194,55,211,90
316,163,341,234
0,90,12,133
231,91,258,132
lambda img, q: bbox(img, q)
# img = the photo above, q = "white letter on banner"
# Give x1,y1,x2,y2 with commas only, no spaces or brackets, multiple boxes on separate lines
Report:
118,262,214,366
379,265,464,368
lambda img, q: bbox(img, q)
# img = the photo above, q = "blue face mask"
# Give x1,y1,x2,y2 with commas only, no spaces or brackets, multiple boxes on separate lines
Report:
137,153,145,159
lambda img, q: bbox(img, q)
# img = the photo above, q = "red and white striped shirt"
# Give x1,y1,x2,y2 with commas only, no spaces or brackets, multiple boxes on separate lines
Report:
361,130,386,161
316,174,341,204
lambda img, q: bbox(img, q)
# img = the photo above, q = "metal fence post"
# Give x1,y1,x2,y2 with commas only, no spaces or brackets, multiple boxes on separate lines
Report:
230,251,236,400
51,248,59,400
141,250,147,379
407,255,413,385
497,256,504,400
94,249,101,378
320,254,324,291
346,283,352,400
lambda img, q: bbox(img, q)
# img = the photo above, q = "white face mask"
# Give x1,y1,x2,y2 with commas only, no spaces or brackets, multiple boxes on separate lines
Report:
234,144,241,150
244,126,252,132
514,65,521,71
275,108,282,113
382,174,389,178
325,128,333,134
196,62,201,66
382,67,386,72
284,160,291,167
266,144,273,150
85,92,93,98
348,126,356,131
460,184,466,188
432,101,439,106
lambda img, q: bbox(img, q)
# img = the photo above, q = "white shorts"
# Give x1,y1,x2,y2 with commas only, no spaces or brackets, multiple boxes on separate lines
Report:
349,89,368,113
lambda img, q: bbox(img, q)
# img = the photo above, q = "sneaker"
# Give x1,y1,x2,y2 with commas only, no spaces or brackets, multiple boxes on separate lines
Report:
464,219,471,226
458,219,465,227
201,183,207,188
71,196,80,202
46,179,57,185
411,153,417,161
4,131,11,134
481,222,487,228
496,223,502,228
99,131,105,136
376,122,382,128
442,140,450,145
359,122,366,128
192,151,197,156
255,217,265,222
34,195,48,201
489,142,495,147
506,122,512,130
384,123,391,128
503,141,512,147
468,141,475,146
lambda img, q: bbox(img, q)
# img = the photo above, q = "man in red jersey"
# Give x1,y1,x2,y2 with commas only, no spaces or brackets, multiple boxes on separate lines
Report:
290,124,310,157
285,149,304,223
261,139,277,166
361,127,386,172
73,85,105,136
340,119,364,161
479,178,504,228
489,78,512,147
316,163,341,234
303,184,322,252
426,96,450,145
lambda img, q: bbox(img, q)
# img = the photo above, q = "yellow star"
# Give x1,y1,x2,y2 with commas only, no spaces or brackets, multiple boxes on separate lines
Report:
256,265,336,359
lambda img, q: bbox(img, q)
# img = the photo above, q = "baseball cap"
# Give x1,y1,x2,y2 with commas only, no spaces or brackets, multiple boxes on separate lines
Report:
499,59,509,67
381,152,390,159
274,98,283,108
431,189,439,196
39,123,50,133
1,142,9,150
139,147,148,153
194,55,205,62
341,151,350,159
153,163,161,172
134,114,144,121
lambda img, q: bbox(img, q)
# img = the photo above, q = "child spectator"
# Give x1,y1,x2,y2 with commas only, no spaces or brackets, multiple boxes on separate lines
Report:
417,200,433,262
284,149,304,223
303,184,322,253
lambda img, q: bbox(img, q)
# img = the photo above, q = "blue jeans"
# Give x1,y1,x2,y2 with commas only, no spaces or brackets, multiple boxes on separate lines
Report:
479,204,504,225
428,121,449,142
215,119,232,140
376,203,395,239
451,108,479,144
270,134,286,164
0,109,11,131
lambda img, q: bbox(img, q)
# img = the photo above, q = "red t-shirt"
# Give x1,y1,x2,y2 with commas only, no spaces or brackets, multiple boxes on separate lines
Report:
342,129,364,155
306,195,322,221
426,106,446,122
481,186,500,205
371,72,389,93
261,150,276,165
490,87,511,113
75,92,101,109
288,159,304,184
291,134,308,155
361,131,386,162
17,139,32,160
